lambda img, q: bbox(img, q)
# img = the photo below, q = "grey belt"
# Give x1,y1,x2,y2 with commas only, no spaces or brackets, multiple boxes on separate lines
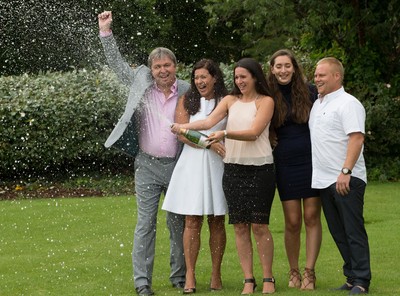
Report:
140,151,176,164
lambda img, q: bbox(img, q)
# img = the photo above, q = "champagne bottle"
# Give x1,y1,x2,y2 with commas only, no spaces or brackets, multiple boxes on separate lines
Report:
179,128,211,149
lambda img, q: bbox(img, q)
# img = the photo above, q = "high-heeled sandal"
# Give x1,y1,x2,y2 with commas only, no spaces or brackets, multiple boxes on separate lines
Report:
300,268,316,290
262,277,276,294
288,268,301,288
184,278,197,294
241,278,257,295
183,287,196,294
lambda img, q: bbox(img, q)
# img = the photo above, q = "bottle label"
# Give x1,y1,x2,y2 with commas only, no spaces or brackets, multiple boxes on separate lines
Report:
197,135,210,148
182,128,211,149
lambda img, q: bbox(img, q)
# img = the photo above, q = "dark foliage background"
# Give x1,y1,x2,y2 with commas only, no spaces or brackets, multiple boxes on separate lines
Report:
1,0,399,181
0,0,227,75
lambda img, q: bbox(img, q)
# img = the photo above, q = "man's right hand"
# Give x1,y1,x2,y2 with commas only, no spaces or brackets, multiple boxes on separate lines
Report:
98,11,112,33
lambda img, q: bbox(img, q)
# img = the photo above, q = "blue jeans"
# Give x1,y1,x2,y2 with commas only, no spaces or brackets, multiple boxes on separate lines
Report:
133,151,185,288
320,177,371,289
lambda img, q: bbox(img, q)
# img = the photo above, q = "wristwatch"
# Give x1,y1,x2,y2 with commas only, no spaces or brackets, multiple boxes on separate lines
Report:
341,167,352,175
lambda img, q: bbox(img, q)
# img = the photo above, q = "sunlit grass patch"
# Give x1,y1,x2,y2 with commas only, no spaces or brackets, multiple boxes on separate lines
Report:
0,182,399,295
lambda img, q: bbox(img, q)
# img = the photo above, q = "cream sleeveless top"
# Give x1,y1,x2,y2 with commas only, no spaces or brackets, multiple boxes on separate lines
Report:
224,99,273,165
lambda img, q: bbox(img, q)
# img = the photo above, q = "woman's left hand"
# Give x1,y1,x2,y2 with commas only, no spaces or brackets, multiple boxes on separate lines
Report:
210,142,226,158
207,130,225,144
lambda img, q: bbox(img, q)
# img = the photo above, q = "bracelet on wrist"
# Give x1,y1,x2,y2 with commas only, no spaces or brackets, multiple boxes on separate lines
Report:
223,130,227,138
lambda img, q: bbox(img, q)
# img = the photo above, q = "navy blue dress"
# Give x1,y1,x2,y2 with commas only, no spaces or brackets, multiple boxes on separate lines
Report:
273,83,319,201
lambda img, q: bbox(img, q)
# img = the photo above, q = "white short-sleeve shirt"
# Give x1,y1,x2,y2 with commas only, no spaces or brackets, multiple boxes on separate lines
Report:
309,87,367,188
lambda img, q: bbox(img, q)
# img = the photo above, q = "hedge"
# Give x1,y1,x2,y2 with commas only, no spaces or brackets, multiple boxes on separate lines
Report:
0,68,130,179
1,66,399,181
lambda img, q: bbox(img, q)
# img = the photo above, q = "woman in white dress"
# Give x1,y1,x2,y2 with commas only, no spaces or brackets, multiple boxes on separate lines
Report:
162,59,228,294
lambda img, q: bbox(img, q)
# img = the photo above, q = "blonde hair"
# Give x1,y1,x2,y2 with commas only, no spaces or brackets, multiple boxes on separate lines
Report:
317,57,344,83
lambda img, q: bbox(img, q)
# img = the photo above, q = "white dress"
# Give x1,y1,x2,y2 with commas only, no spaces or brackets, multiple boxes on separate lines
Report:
162,97,228,216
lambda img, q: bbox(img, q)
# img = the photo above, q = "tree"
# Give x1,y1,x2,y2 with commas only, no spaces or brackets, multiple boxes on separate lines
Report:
204,0,299,61
154,0,231,64
204,0,400,87
0,0,99,75
0,0,231,75
297,0,400,89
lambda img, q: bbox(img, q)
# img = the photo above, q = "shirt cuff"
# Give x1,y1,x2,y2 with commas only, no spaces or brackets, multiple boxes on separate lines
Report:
99,30,112,37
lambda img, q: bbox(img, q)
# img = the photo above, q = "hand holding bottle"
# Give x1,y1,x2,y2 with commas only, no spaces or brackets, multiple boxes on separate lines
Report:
171,123,226,152
170,123,182,134
172,125,211,149
207,130,227,145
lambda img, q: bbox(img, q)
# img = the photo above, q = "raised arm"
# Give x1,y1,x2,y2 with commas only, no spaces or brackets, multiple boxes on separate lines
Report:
98,10,112,34
98,11,139,87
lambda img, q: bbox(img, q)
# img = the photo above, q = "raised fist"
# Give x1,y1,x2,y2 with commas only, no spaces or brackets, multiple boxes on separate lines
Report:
98,11,112,33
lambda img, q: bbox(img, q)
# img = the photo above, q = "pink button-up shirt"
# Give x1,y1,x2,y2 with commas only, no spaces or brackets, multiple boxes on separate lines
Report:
139,80,179,158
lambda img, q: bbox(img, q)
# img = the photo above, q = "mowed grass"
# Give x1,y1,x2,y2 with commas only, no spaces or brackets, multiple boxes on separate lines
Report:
0,182,399,295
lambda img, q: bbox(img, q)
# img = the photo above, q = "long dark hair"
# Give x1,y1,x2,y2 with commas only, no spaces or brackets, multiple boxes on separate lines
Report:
267,49,312,128
184,59,228,116
231,57,272,97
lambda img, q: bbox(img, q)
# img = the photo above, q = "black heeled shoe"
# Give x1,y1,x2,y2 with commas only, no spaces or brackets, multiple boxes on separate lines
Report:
241,278,257,295
262,277,276,294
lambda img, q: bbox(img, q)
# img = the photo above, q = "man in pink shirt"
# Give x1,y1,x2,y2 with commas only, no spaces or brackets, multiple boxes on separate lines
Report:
98,11,190,296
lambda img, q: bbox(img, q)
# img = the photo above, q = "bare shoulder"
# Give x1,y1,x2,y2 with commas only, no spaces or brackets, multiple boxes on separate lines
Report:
258,94,274,101
222,94,237,101
221,94,238,107
256,95,274,107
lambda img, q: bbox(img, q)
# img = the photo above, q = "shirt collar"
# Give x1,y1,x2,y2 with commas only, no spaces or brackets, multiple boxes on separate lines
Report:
318,86,344,102
154,79,178,96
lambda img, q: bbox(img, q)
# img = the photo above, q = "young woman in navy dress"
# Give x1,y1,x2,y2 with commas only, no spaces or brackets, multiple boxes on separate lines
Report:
267,49,322,290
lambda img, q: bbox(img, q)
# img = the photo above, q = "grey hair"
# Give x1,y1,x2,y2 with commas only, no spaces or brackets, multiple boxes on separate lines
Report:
147,47,177,68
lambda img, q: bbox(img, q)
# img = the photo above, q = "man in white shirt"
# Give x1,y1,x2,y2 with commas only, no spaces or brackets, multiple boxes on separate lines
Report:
309,57,371,295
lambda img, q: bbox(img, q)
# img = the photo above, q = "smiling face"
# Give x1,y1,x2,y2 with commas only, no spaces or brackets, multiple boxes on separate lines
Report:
314,61,342,97
151,56,177,89
194,68,216,99
234,67,256,95
271,55,294,85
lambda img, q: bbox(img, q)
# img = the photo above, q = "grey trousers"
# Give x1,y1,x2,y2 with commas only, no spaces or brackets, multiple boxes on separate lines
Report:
133,151,185,288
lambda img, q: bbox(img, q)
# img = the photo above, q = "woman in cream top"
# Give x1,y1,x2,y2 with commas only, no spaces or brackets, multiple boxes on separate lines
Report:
224,98,273,165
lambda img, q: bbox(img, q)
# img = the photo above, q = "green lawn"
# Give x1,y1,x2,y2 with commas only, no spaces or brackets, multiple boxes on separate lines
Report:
0,182,399,295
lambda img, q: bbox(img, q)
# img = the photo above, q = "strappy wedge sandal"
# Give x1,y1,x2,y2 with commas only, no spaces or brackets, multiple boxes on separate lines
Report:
300,268,316,290
288,268,301,288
